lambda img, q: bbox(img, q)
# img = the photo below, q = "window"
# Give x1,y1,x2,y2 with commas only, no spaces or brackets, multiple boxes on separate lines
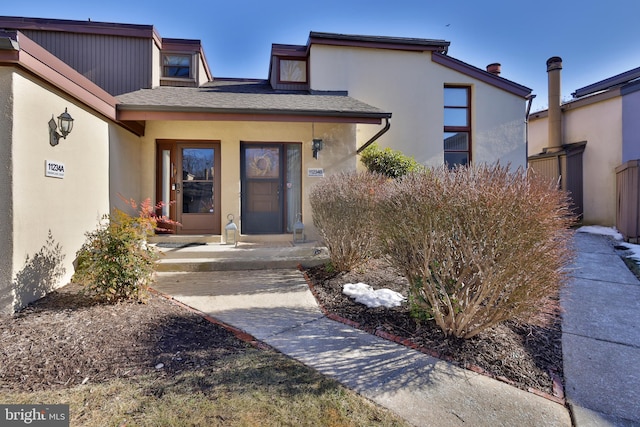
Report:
279,59,307,83
162,54,192,78
444,86,471,168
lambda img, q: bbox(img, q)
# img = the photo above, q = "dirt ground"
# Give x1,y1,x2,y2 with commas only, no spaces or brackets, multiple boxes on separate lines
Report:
0,283,249,393
302,259,564,397
1,262,563,399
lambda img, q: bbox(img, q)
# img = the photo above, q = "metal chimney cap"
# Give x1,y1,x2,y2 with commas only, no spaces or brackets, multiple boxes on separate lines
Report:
547,56,563,71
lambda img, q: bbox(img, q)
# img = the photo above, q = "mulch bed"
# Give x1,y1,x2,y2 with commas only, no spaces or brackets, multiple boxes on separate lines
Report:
302,259,564,400
0,283,249,393
1,263,564,401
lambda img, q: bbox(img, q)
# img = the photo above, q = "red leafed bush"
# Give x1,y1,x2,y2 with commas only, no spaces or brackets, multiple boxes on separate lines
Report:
373,164,576,338
310,171,387,272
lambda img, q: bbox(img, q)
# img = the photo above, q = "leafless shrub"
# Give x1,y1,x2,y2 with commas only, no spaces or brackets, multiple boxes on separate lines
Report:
374,164,575,338
310,171,387,272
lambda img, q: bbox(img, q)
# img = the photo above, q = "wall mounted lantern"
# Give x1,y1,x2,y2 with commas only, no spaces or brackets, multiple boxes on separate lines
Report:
312,138,323,159
49,108,74,146
224,214,238,247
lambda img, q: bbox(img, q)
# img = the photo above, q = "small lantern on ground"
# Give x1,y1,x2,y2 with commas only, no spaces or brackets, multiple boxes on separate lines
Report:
293,213,304,244
225,214,238,247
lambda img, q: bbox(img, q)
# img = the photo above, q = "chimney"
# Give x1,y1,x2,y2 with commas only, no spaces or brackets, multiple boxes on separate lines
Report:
486,63,501,75
547,56,563,150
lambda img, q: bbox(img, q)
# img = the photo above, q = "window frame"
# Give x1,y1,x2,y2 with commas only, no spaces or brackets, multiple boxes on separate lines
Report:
277,57,308,84
161,53,194,80
443,85,472,167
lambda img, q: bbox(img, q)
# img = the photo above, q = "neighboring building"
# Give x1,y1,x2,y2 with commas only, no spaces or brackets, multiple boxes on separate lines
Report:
528,58,640,229
0,16,532,313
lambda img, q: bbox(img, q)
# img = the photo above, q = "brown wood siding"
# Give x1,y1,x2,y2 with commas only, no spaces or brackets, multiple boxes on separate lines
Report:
22,30,153,96
529,143,585,220
616,160,640,242
269,55,309,91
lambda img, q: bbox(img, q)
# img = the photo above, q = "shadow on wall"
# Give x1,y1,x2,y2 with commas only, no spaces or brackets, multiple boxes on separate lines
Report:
12,230,66,311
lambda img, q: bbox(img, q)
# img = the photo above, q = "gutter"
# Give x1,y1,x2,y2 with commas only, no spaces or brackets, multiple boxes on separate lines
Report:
356,117,391,154
525,94,536,164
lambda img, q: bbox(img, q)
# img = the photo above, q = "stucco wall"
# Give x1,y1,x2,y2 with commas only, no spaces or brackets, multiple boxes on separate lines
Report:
10,70,111,311
309,45,527,168
528,96,623,226
152,42,161,88
0,68,14,314
622,89,640,162
139,120,356,240
109,124,143,213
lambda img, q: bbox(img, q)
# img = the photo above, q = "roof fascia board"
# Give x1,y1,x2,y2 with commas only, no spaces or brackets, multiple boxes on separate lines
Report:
271,44,308,57
573,66,640,98
621,79,640,96
7,31,118,120
432,52,531,98
117,108,386,124
0,16,160,41
308,31,450,53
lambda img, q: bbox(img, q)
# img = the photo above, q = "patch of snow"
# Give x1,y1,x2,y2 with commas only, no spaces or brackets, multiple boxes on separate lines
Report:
577,225,623,240
617,242,640,262
343,283,406,308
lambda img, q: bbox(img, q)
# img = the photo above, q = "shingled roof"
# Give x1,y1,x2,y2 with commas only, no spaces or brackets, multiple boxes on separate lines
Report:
117,79,391,122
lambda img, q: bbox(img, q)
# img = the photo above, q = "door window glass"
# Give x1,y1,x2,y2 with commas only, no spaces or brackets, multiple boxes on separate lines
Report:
286,144,302,232
182,148,214,213
245,147,280,179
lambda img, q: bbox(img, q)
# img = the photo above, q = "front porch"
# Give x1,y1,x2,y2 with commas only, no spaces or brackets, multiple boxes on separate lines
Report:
149,234,329,272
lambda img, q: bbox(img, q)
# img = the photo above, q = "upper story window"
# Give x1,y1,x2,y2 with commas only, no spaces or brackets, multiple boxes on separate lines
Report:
443,86,471,168
279,59,307,83
162,54,192,78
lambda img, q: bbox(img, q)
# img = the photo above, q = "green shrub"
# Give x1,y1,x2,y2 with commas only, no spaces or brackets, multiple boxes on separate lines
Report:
373,164,575,338
309,171,387,272
73,199,160,302
359,143,423,178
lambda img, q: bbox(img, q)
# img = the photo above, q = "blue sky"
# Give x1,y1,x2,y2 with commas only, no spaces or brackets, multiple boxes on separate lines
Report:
3,0,639,112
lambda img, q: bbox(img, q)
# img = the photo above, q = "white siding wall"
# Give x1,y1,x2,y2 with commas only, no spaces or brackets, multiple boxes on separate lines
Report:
309,45,527,168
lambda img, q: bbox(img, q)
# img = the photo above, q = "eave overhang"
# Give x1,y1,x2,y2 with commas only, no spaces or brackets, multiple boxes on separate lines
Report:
117,105,389,124
432,52,532,98
308,31,450,54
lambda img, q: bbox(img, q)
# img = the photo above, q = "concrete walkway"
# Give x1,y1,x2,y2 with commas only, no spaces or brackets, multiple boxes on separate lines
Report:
151,232,640,426
153,265,571,426
562,232,640,426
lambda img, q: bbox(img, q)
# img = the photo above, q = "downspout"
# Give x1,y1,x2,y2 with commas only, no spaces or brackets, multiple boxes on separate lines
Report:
356,117,391,154
525,94,536,165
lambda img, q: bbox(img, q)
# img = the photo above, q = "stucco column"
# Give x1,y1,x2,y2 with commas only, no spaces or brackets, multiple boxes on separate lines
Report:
547,56,563,150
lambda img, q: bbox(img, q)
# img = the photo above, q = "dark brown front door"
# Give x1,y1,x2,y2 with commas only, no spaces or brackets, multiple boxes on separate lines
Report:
241,143,284,234
156,140,221,234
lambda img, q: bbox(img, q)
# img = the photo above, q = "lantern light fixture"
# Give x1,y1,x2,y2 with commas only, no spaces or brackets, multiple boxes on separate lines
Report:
49,108,74,146
224,214,238,247
312,138,323,159
293,213,304,244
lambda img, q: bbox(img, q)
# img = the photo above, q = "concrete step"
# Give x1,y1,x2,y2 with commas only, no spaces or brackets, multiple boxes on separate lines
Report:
153,241,329,272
